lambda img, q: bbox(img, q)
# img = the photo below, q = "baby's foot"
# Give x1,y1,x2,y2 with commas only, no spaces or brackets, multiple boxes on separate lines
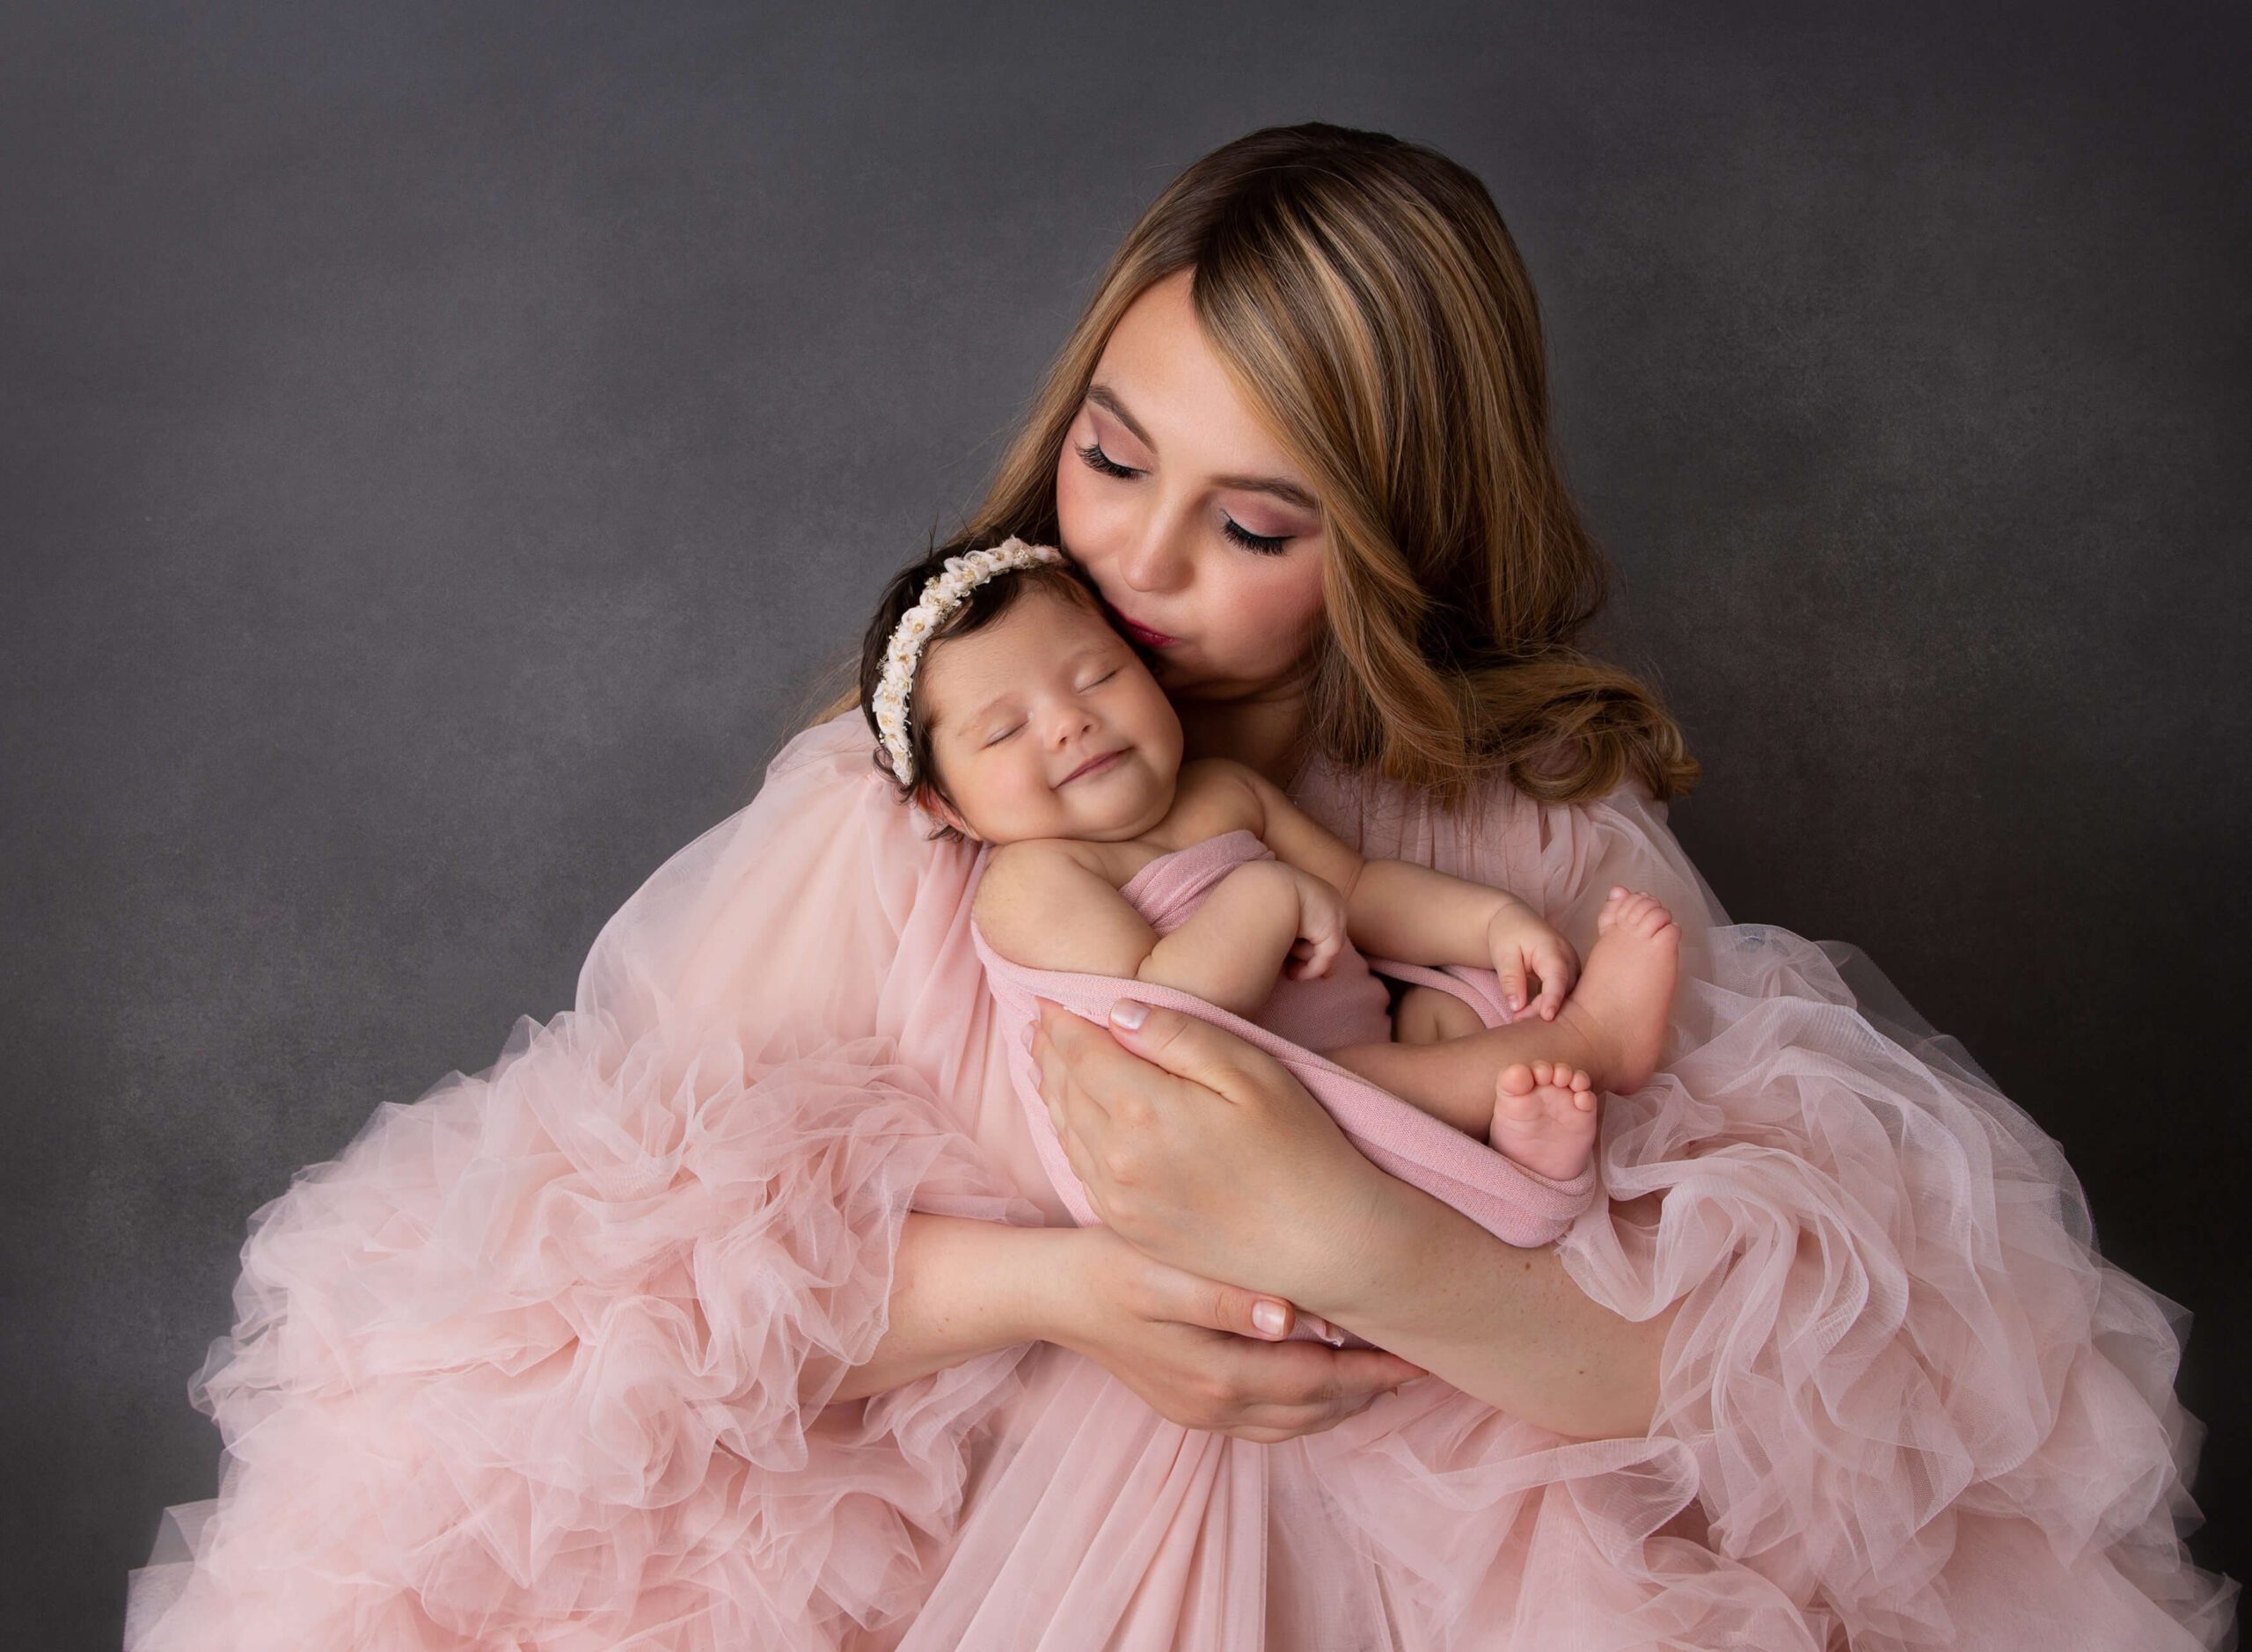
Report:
1540,887,1679,1095
1489,1058,1599,1181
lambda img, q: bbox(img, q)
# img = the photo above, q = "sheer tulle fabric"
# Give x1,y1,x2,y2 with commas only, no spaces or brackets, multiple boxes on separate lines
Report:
126,713,2238,1649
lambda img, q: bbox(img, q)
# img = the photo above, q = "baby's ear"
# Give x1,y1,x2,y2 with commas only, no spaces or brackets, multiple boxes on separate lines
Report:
917,785,974,839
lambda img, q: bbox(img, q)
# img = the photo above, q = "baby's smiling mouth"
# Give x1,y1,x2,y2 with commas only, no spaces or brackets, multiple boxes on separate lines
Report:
1060,749,1129,785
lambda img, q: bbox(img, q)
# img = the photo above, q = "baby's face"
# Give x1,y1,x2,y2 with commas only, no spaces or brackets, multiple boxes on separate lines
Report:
917,586,1183,844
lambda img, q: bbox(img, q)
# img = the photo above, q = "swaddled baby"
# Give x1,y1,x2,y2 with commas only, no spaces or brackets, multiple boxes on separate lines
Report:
858,537,1681,1188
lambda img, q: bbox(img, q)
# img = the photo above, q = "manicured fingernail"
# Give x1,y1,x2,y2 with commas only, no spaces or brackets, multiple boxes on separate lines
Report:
1108,999,1147,1031
1253,1302,1285,1336
1508,995,1523,1011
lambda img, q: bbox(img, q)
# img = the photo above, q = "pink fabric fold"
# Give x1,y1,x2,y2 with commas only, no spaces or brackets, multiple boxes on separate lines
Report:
969,826,1602,1294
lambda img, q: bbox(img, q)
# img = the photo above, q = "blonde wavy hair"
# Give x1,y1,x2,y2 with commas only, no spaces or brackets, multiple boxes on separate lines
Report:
811,121,1697,808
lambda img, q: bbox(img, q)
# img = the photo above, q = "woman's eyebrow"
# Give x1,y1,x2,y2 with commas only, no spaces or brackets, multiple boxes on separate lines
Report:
1085,382,1320,513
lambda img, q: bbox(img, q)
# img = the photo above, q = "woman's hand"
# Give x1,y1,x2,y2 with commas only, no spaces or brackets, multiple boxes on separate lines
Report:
1045,1226,1427,1443
1028,998,1407,1319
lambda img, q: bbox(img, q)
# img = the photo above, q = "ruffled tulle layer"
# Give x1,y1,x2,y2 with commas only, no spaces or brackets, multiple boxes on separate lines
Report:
126,1008,1046,1651
1553,925,2234,1649
124,713,2239,1648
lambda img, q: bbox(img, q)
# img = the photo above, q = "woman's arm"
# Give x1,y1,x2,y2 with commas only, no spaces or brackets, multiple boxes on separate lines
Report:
1319,1176,1680,1440
824,1212,1428,1439
1031,997,1676,1442
818,1213,1069,1405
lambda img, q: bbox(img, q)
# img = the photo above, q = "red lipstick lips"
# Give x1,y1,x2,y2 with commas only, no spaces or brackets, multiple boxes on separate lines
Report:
1115,613,1180,649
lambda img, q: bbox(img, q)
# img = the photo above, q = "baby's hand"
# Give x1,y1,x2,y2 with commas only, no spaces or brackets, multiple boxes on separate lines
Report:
1283,867,1349,981
1485,898,1579,1020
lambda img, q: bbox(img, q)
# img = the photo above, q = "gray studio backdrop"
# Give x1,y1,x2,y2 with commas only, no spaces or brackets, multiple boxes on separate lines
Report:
4,2,2244,1646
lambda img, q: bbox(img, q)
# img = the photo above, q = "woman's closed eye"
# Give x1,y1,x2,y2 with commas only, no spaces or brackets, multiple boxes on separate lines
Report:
1219,518,1290,555
1076,439,1138,480
1074,442,1295,557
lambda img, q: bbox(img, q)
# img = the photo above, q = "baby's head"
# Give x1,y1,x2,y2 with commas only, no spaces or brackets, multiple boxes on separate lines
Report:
859,537,1184,845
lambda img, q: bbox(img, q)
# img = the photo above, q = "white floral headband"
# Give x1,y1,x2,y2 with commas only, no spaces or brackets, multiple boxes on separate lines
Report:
872,537,1065,788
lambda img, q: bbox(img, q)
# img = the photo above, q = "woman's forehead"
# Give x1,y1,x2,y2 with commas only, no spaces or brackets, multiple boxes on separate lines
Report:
1091,274,1308,490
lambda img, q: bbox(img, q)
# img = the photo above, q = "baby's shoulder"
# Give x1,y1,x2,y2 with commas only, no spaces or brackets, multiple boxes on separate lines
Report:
976,837,1115,910
1171,757,1266,833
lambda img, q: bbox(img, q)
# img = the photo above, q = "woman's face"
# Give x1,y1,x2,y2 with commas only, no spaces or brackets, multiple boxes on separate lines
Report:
1054,269,1329,705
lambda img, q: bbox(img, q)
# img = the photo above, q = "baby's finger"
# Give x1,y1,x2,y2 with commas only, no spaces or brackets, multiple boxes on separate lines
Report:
1536,948,1574,1019
1498,958,1530,1016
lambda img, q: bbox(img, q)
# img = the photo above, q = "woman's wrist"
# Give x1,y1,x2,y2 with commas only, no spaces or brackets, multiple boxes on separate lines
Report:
1295,1168,1444,1325
1316,1181,1671,1440
823,1212,1073,1406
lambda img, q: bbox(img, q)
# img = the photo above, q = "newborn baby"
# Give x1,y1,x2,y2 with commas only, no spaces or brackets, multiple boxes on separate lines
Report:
859,538,1680,1183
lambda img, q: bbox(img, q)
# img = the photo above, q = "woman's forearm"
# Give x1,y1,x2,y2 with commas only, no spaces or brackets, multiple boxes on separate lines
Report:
1314,1182,1679,1440
815,1212,1065,1407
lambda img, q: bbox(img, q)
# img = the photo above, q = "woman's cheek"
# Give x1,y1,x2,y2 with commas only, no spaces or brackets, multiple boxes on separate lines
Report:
1240,559,1327,669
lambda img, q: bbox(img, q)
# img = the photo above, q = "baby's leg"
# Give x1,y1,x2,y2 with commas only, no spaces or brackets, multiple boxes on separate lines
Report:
1382,986,1596,1177
1393,983,1488,1046
1330,888,1679,1178
1329,1042,1601,1178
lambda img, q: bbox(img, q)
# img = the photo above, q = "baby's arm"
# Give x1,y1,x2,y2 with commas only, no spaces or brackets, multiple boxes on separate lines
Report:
1211,764,1520,964
974,843,1337,1020
1216,762,1578,1018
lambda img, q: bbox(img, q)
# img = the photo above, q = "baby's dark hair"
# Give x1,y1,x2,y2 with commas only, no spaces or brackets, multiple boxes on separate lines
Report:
858,536,1115,842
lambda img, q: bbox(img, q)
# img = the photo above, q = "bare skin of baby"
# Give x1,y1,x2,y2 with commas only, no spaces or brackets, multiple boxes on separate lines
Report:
971,761,1680,1181
912,581,1682,1184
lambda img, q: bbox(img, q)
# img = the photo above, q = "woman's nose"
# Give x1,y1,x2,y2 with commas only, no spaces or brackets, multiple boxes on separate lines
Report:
1117,519,1190,595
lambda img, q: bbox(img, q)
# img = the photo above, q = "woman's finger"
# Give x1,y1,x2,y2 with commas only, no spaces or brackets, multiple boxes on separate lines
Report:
1219,1344,1427,1432
1028,1005,1071,1136
1099,998,1284,1102
1036,998,1124,1125
1176,1270,1303,1341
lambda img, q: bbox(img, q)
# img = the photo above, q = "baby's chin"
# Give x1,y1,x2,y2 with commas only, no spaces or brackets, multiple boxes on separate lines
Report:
981,778,1172,844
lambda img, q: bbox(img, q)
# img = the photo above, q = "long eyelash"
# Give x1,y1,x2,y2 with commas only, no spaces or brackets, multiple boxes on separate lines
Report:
1078,439,1291,556
1222,517,1291,556
1075,441,1137,479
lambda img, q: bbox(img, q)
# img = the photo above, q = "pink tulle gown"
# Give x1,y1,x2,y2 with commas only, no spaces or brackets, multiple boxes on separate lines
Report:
123,712,2240,1650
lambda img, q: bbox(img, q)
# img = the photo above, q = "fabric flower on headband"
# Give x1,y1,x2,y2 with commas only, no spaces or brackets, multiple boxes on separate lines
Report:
873,537,1064,788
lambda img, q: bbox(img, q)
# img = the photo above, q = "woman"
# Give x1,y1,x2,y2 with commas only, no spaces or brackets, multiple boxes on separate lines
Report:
127,124,2235,1649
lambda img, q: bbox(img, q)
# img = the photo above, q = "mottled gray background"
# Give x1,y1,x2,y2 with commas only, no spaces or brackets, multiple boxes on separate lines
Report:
4,1,2244,1644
